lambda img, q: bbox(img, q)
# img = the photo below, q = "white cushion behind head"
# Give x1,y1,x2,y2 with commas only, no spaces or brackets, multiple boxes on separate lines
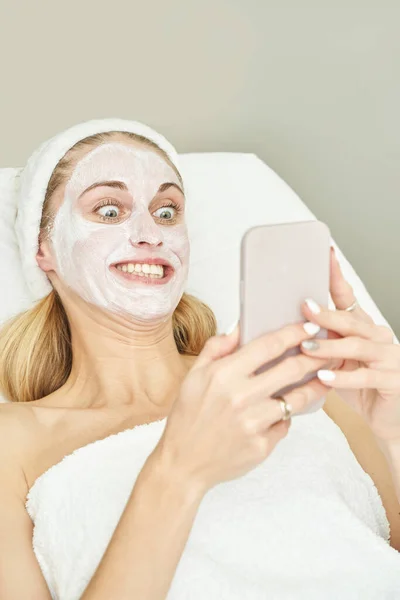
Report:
0,153,396,402
181,153,395,337
0,168,32,325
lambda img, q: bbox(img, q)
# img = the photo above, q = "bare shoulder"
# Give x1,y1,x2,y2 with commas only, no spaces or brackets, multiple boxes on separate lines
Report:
1,400,159,492
0,401,73,490
0,402,38,452
0,403,39,496
1,401,86,490
323,390,400,551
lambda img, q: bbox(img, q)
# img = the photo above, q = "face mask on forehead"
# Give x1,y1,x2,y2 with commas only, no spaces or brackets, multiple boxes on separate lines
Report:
49,142,190,321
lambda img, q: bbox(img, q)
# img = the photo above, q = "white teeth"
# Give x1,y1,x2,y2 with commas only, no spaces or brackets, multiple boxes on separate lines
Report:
115,262,165,278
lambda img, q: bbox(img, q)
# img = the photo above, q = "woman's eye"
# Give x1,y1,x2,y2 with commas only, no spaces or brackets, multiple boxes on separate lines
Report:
153,206,176,220
96,204,120,219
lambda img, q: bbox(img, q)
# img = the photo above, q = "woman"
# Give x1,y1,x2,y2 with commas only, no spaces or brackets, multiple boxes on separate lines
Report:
1,117,400,600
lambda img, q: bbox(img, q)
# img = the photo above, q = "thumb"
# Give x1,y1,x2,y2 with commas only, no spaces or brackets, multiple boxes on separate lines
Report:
329,246,355,309
191,322,240,370
330,246,373,324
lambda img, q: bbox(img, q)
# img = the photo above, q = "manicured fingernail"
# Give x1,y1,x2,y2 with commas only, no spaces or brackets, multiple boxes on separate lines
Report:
303,322,320,335
225,321,238,335
317,369,336,381
305,298,321,314
301,340,320,351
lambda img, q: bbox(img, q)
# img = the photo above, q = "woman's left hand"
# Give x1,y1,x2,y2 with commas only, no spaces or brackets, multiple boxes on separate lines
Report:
300,246,400,444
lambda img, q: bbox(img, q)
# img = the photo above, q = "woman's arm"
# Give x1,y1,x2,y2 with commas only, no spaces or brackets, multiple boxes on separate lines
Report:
375,440,400,506
81,448,205,600
0,409,53,600
323,390,400,551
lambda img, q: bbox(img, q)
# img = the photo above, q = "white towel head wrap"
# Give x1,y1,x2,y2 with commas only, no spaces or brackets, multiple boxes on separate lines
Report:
14,117,181,303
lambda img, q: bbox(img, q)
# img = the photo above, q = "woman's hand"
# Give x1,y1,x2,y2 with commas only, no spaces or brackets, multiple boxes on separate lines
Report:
299,246,400,444
154,320,334,496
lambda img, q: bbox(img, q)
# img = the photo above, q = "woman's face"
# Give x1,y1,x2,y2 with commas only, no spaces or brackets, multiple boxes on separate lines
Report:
44,141,190,321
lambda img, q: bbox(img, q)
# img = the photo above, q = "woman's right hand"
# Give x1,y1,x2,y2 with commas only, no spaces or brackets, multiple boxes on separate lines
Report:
153,322,334,496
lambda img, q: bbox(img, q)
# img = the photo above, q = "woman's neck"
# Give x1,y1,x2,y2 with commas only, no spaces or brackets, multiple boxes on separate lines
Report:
44,311,196,415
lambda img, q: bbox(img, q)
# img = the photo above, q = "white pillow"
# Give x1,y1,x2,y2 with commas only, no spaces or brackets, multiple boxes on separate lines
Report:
181,153,397,338
0,168,32,326
0,153,396,403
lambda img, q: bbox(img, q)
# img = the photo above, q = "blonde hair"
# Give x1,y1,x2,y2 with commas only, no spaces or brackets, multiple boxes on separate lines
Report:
0,131,216,403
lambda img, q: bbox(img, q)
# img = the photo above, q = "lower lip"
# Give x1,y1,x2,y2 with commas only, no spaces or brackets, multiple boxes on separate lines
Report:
110,265,174,286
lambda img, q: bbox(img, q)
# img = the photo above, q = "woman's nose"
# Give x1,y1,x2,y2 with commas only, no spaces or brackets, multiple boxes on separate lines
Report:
128,212,163,248
131,239,162,248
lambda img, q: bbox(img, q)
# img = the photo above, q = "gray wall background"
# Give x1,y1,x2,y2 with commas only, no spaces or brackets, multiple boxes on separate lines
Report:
1,0,399,333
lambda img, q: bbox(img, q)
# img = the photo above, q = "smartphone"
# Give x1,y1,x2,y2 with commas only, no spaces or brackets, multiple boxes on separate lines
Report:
239,220,331,416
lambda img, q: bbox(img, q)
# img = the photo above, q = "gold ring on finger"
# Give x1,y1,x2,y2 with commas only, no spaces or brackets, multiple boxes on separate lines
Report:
344,299,359,312
276,396,293,421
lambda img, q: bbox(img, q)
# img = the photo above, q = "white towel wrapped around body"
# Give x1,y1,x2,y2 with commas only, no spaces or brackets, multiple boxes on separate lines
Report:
25,406,400,600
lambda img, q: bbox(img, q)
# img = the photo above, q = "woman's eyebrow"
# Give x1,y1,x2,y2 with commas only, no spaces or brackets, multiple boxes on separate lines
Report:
158,182,184,195
78,180,184,199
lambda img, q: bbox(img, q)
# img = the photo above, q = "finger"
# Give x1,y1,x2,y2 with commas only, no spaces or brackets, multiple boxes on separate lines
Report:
300,336,400,367
329,246,373,323
192,325,240,370
247,377,330,431
243,353,331,401
302,298,392,343
317,367,400,390
260,418,292,449
229,320,322,377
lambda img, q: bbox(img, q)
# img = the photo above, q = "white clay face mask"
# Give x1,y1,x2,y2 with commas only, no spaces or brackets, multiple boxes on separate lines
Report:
49,142,190,321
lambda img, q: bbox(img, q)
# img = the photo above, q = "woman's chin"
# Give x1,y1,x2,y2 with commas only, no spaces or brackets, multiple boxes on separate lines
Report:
107,306,174,326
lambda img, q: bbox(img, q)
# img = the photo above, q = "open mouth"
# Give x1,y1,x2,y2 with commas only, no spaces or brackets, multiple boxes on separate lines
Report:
110,260,174,285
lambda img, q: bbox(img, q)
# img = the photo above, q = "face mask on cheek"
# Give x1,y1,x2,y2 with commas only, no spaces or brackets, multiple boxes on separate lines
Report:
49,142,190,321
